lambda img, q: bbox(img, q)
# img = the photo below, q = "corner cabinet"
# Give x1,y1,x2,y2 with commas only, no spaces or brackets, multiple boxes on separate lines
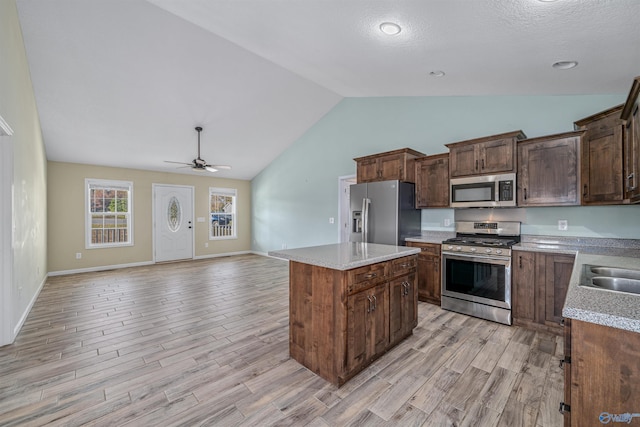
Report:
574,105,625,205
415,153,449,208
512,250,575,334
354,148,425,184
406,241,441,305
517,131,583,207
561,319,640,426
445,130,526,178
622,76,640,204
289,255,417,386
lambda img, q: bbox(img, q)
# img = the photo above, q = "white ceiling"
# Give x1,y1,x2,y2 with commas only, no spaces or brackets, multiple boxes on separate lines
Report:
16,0,640,180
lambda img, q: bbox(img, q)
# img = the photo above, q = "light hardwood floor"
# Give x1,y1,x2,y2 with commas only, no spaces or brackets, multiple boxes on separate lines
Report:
0,254,564,426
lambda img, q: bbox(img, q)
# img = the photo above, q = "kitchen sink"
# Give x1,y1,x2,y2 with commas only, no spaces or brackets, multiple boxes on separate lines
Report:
581,265,640,295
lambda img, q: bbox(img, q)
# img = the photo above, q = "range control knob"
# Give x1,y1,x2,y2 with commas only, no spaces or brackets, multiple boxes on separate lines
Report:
485,248,492,254
447,245,454,250
455,246,462,251
496,249,503,255
470,247,477,252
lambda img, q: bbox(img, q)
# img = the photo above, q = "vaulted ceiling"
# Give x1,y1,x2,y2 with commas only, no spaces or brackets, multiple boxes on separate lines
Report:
16,0,640,180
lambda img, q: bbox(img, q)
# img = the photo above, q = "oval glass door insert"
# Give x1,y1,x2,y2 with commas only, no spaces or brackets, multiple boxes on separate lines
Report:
167,196,181,232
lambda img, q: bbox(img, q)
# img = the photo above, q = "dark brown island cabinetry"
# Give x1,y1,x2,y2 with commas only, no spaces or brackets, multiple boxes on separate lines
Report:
574,105,625,205
517,131,584,207
622,76,640,203
289,255,417,386
354,148,425,184
415,153,449,208
406,241,441,305
445,130,526,178
512,250,574,334
561,319,640,427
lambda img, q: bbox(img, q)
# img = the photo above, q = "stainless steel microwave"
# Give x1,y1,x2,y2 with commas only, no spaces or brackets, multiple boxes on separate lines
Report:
450,173,516,208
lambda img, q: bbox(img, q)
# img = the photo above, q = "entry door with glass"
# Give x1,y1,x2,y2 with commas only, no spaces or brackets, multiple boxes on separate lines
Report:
154,185,194,262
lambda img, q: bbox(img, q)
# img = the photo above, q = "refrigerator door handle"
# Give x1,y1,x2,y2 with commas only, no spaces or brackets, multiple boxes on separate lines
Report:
362,198,371,243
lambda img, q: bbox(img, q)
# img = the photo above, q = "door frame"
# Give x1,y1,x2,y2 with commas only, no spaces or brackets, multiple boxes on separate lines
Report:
152,183,195,263
338,174,356,243
1,116,14,346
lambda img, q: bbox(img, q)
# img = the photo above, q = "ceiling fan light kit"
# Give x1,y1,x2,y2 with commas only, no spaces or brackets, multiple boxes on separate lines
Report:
164,126,231,173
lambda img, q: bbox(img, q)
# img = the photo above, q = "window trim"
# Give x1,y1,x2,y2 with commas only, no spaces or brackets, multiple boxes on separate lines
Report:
209,187,237,241
85,178,134,249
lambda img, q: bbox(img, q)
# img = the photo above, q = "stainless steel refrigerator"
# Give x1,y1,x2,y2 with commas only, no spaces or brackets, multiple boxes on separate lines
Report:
349,180,420,245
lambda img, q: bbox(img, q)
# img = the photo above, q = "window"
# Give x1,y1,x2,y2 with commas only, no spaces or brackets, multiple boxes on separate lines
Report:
86,179,133,248
209,187,236,240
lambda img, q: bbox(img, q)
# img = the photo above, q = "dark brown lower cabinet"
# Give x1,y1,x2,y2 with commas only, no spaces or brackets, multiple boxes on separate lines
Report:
406,241,441,305
562,319,640,426
512,250,575,334
289,255,417,386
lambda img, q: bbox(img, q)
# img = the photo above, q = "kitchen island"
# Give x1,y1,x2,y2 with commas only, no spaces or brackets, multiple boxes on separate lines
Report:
269,242,420,386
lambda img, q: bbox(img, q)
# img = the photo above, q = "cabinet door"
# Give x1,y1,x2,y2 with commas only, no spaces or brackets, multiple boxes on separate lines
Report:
570,320,640,427
449,144,478,177
346,283,389,374
479,138,515,174
581,122,624,204
415,155,449,208
544,254,574,326
518,136,580,206
625,100,640,202
357,157,380,183
378,154,404,181
512,251,536,323
408,242,441,304
389,274,416,345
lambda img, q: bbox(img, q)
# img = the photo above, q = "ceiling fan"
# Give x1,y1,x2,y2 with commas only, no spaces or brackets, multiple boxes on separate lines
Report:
165,126,231,173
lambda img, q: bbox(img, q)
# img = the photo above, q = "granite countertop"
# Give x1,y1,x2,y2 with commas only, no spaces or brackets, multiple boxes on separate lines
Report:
268,242,420,271
405,231,455,244
563,253,640,333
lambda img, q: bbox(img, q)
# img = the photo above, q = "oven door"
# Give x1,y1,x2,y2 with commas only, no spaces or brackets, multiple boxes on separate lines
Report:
441,253,511,309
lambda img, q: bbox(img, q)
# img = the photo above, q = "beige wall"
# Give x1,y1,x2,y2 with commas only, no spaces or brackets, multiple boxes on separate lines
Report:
0,0,48,338
48,161,251,273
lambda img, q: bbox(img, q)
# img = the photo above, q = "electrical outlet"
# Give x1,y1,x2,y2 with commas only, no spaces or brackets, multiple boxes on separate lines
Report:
75,252,82,259
558,220,568,231
281,243,287,249
444,218,451,227
205,242,208,248
329,217,335,224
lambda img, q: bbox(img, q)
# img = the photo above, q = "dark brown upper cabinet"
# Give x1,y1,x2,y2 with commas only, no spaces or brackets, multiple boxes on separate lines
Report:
445,130,526,178
415,153,449,208
621,76,640,204
354,148,425,184
517,131,584,207
574,105,625,205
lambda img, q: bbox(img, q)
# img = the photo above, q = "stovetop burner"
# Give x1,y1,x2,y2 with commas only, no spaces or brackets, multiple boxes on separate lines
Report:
443,236,518,248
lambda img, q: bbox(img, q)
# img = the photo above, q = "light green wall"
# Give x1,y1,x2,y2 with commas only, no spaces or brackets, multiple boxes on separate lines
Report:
0,0,48,335
251,94,637,253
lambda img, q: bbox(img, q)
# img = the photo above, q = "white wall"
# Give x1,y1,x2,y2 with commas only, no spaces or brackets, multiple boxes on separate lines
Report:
0,0,48,344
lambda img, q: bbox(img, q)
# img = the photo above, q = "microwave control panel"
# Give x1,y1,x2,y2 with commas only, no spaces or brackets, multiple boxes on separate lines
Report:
498,180,514,201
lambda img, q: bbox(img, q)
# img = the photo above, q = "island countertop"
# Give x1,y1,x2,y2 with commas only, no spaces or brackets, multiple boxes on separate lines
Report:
268,242,420,271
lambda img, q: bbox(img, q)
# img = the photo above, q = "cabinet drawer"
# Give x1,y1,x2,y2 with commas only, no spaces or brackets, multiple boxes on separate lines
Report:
407,242,440,256
389,256,417,277
348,263,387,294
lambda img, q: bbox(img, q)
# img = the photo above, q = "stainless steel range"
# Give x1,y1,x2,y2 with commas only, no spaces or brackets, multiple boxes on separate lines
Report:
441,221,521,325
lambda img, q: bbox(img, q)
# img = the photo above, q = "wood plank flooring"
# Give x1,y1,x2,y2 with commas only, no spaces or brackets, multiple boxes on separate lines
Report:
0,254,564,426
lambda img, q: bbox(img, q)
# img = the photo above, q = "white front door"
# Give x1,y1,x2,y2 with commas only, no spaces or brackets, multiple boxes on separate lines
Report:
154,184,194,263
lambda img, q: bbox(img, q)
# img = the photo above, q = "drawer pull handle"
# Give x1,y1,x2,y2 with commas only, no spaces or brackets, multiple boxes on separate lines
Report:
364,273,377,279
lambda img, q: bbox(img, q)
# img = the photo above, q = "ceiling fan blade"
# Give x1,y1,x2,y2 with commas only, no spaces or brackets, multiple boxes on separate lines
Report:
164,160,193,166
209,164,232,170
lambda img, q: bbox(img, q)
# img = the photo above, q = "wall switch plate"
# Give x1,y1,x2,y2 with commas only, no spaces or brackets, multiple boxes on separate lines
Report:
197,217,205,222
329,217,334,224
444,219,452,227
558,220,568,231
205,242,208,248
75,252,82,259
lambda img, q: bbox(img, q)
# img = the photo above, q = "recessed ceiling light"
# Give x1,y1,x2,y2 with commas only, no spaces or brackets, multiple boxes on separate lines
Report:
429,70,446,77
552,61,578,70
379,22,401,36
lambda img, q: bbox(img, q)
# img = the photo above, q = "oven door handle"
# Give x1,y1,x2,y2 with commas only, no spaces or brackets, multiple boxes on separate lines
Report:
441,253,511,265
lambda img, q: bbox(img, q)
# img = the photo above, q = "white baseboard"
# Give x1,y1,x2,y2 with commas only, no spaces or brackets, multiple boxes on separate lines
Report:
48,260,155,276
13,273,47,337
193,250,252,260
251,250,269,257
